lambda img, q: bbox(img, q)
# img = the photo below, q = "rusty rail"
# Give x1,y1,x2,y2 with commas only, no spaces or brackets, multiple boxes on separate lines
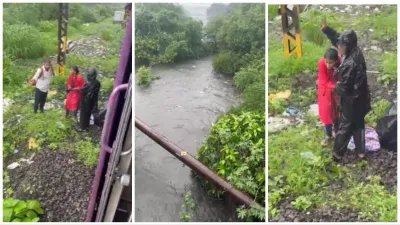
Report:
135,117,264,209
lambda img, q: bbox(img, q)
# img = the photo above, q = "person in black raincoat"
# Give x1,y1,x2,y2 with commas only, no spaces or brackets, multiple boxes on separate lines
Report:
78,68,101,131
321,20,371,161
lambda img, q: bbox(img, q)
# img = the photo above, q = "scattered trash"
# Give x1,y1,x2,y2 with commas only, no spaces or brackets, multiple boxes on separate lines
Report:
268,117,292,133
19,154,35,165
307,104,319,117
7,162,20,170
286,106,300,116
347,127,381,152
28,137,39,150
48,90,57,97
268,90,291,101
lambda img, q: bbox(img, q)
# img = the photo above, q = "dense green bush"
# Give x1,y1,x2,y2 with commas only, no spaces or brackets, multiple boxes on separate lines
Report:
212,51,241,75
4,24,47,59
135,3,208,65
137,66,157,87
197,112,265,221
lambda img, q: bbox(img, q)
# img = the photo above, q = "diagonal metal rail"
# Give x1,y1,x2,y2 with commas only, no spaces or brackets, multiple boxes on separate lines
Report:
135,117,264,210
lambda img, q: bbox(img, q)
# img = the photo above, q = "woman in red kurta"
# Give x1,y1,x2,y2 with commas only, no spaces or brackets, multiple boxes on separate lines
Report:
65,66,85,119
318,48,341,146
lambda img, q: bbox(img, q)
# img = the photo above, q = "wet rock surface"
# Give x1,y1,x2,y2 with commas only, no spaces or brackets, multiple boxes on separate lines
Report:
68,37,109,58
6,149,95,222
271,197,371,222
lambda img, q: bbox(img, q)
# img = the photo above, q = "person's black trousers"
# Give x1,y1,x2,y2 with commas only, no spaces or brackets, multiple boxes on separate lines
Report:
34,88,48,113
333,114,366,156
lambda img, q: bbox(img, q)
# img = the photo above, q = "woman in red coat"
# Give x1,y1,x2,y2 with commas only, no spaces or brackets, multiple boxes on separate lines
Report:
318,48,341,146
65,66,85,119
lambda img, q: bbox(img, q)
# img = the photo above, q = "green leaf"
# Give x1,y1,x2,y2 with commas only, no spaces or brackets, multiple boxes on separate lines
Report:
22,217,33,222
12,218,22,222
3,208,13,222
25,209,38,219
14,201,27,214
27,200,44,215
3,198,20,208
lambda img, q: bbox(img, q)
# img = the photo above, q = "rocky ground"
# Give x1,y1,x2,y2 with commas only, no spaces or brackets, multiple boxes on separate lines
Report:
4,124,103,222
268,4,397,222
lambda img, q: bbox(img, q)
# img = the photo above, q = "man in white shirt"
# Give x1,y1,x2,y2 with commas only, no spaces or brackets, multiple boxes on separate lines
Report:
30,59,55,113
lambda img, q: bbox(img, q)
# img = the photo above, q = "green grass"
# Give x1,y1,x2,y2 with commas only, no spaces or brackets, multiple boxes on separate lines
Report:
268,116,397,221
268,40,326,79
268,5,279,21
378,53,397,86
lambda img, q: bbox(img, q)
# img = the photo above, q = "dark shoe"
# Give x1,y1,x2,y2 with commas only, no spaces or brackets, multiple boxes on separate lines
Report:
332,152,342,162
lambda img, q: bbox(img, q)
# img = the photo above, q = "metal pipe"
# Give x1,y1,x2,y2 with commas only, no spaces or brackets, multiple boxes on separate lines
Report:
135,117,264,209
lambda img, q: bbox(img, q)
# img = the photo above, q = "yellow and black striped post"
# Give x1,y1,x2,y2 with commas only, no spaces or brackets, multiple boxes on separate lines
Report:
57,3,69,76
280,5,303,59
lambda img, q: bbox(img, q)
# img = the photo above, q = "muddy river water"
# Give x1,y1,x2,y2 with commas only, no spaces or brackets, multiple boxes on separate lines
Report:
135,57,242,222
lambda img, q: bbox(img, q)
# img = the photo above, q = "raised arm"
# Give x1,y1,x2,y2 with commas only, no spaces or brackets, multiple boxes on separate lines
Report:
321,20,341,47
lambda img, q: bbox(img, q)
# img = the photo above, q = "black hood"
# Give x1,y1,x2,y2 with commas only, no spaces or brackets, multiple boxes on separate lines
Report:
337,30,358,55
87,68,97,82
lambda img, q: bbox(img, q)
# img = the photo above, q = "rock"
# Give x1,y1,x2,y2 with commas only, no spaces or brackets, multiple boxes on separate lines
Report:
268,117,292,133
307,104,319,117
365,5,370,9
340,10,345,13
334,7,339,11
374,7,380,12
371,46,384,54
369,28,374,32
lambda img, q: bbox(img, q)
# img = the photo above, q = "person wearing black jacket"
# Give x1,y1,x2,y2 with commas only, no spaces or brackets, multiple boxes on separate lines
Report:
77,68,101,131
321,20,371,161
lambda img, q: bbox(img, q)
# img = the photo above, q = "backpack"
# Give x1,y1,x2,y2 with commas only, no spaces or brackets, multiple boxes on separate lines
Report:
376,102,397,151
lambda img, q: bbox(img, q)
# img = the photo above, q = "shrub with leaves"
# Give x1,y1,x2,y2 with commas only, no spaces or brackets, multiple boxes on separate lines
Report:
212,51,242,75
179,191,195,222
197,111,265,221
137,66,158,87
4,24,47,59
74,137,100,168
379,53,397,86
3,198,44,222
